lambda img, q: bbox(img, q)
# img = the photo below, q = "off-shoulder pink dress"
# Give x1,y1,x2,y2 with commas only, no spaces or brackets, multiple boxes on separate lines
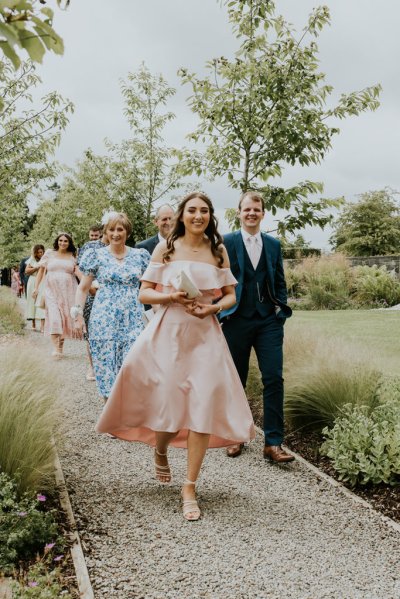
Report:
95,260,255,448
39,249,82,340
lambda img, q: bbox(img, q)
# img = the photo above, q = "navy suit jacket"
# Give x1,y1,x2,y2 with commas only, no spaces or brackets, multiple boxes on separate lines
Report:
135,234,159,256
221,231,292,321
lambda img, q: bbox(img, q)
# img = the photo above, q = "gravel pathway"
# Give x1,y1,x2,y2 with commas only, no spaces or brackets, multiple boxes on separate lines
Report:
32,334,400,599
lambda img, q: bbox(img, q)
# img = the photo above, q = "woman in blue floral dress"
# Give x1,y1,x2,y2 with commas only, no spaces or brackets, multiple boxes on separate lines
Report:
74,213,150,399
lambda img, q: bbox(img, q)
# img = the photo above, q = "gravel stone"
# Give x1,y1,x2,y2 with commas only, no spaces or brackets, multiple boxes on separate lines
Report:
30,334,400,598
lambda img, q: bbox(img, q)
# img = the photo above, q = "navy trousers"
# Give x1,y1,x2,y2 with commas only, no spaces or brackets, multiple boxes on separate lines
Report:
222,313,284,445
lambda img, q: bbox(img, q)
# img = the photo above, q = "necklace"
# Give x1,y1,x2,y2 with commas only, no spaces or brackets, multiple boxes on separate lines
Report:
182,242,203,253
109,248,127,261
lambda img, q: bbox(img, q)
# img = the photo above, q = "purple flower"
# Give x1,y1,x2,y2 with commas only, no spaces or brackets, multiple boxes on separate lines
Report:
45,542,55,551
37,494,46,502
17,511,27,517
28,582,38,587
53,555,64,562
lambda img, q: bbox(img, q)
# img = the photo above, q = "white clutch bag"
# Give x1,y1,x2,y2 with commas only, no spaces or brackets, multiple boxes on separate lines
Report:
170,270,202,299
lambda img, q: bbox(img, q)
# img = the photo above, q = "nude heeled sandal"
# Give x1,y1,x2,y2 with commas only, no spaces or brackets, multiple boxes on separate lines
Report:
154,448,171,484
181,480,201,521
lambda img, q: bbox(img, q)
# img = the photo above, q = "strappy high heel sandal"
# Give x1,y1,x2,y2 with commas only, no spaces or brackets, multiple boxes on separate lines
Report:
154,448,171,484
181,480,201,521
58,338,65,355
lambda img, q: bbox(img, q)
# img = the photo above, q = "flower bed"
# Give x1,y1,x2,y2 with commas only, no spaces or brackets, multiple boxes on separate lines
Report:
0,338,79,596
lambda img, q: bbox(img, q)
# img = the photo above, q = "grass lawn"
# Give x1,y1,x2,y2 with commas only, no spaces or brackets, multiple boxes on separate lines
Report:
286,310,400,376
248,309,400,405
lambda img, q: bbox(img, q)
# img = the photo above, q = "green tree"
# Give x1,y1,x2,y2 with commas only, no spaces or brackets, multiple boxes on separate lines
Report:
0,60,73,266
0,0,67,74
330,189,400,256
30,150,147,247
118,64,183,234
30,64,184,248
178,0,380,235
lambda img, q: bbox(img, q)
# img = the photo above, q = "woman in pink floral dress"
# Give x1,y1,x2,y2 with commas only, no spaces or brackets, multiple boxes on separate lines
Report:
33,233,82,357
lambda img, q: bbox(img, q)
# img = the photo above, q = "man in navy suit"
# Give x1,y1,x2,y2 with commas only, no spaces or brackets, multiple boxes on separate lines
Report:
19,256,30,297
135,204,174,255
221,191,294,462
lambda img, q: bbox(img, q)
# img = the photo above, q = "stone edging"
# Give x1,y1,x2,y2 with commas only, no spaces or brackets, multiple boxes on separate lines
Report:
53,451,95,599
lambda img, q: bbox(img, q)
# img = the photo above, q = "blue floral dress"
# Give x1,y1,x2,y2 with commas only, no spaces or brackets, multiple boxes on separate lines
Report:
79,246,150,397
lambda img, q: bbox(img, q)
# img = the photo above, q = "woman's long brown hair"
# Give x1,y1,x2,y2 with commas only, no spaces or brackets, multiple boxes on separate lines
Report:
163,192,224,267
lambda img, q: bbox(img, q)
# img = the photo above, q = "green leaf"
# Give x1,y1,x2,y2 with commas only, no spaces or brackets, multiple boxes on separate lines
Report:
19,31,45,62
0,22,19,44
0,39,20,68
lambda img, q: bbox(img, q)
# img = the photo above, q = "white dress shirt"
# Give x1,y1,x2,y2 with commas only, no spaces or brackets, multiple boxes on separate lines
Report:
241,229,262,270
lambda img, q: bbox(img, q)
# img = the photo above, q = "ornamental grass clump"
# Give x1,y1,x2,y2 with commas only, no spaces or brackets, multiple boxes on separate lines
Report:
283,326,382,432
352,264,400,307
296,253,353,310
0,344,61,495
0,287,25,335
321,403,400,486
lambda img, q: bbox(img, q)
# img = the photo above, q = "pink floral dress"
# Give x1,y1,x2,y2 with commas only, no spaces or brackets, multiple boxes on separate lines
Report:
38,249,82,339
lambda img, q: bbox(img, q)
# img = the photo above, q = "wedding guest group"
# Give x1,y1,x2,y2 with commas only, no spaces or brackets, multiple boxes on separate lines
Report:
32,232,82,357
19,189,293,522
25,244,45,332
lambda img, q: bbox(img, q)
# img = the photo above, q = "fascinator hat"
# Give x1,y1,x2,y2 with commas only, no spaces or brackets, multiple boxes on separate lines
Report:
101,210,120,226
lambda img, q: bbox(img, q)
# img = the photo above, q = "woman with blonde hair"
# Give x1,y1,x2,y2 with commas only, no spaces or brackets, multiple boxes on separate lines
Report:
33,233,82,357
73,212,150,401
25,244,45,332
93,193,255,521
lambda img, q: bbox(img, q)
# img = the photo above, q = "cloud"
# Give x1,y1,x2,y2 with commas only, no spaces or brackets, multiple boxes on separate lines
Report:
31,0,399,248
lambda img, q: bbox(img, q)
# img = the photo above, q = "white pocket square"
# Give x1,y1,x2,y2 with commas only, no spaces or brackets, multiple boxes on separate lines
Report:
170,270,201,299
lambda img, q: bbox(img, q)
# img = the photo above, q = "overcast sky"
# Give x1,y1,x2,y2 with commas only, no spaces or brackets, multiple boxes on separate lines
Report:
33,0,400,248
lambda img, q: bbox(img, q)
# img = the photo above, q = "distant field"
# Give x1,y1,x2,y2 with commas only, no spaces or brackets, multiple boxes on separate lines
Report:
286,310,400,376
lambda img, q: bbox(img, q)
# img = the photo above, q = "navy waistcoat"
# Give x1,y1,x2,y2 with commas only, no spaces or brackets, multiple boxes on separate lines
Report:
236,241,275,318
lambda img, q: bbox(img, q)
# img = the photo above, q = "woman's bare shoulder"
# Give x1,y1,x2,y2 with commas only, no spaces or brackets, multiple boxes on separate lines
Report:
151,240,167,262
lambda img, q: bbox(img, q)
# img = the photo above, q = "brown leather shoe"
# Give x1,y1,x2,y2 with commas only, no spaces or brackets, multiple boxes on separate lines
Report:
263,445,295,463
226,443,244,458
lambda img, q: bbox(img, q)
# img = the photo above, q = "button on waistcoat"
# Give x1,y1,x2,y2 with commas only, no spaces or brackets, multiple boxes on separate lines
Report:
237,241,275,318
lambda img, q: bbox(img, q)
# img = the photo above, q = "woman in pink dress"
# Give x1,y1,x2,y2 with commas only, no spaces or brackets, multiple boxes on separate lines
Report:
10,268,22,297
33,233,82,357
95,193,255,520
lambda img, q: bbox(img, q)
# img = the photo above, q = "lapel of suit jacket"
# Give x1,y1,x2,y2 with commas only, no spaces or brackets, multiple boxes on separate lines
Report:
261,232,274,287
151,235,159,253
233,231,245,277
